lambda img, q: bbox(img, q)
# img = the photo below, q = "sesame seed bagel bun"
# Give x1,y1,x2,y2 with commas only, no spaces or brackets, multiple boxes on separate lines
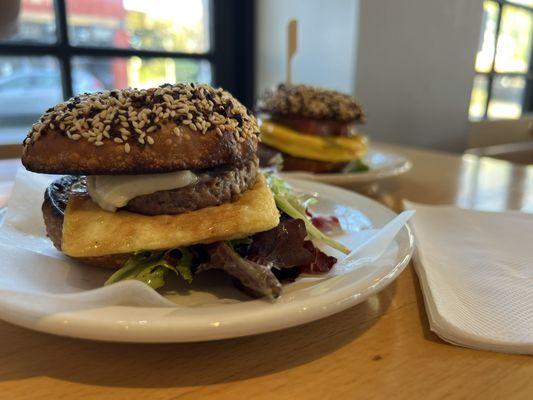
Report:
257,83,365,123
22,83,259,175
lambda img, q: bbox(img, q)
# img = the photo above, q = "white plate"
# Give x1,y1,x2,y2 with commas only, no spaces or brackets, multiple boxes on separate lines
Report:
281,148,412,186
0,177,413,343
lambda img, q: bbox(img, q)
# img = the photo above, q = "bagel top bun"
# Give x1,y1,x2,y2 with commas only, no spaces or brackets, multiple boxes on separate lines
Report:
257,83,365,123
22,83,259,175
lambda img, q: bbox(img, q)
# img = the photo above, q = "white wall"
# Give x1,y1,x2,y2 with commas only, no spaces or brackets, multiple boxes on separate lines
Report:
255,0,358,97
355,0,483,152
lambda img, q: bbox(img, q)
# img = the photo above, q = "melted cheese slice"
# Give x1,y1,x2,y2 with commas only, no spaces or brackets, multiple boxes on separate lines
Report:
87,170,198,212
62,175,280,257
260,120,368,162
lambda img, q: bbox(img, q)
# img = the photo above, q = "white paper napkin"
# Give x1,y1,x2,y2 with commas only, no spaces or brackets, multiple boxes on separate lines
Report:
0,168,411,322
0,182,13,208
405,201,533,354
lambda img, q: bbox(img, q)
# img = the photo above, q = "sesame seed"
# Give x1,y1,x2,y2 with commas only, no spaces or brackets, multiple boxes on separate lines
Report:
146,136,154,145
124,143,131,153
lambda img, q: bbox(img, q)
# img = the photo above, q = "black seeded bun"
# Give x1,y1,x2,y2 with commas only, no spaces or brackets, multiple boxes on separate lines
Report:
22,83,259,175
257,83,365,122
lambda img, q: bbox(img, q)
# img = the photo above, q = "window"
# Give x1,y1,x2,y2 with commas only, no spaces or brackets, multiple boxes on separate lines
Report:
0,0,254,144
470,0,533,120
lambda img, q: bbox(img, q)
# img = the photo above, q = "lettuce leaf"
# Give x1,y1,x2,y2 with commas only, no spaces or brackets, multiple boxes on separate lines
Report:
266,173,351,255
344,159,369,173
104,248,194,289
173,248,193,283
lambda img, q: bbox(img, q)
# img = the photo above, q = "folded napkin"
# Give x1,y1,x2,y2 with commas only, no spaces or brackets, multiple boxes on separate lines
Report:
405,201,533,354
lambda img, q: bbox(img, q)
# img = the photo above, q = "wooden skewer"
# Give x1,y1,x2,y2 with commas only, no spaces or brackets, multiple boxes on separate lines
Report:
286,19,298,85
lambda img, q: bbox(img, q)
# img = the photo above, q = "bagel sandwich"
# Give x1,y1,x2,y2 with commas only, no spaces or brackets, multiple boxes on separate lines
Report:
22,83,347,298
257,84,369,173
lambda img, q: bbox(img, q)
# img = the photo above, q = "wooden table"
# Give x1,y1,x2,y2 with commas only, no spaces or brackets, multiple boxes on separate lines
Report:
0,143,532,399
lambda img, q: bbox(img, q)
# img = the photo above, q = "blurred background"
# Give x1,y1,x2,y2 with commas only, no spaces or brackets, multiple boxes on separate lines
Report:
0,0,532,154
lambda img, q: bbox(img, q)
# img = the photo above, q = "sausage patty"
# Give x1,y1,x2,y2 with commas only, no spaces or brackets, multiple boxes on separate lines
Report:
126,157,258,215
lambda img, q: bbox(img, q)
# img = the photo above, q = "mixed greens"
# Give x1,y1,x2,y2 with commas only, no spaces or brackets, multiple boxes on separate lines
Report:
344,159,370,173
105,174,348,296
105,248,193,289
265,173,350,255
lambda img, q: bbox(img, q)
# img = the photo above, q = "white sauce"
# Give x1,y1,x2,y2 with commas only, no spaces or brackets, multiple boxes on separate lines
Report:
87,170,198,212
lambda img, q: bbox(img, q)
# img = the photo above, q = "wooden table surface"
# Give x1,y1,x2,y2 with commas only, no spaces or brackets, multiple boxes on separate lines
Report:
0,143,532,399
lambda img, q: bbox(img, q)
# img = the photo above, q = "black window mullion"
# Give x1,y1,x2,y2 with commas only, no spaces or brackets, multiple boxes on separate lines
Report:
484,1,505,119
0,43,214,61
212,0,255,108
63,46,214,60
523,7,533,112
54,0,73,100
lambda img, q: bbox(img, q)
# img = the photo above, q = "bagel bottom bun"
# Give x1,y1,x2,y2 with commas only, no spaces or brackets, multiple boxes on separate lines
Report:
258,144,347,173
282,153,348,173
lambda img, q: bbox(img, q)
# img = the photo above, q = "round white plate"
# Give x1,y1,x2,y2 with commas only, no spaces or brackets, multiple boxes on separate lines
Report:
0,178,413,343
281,147,412,186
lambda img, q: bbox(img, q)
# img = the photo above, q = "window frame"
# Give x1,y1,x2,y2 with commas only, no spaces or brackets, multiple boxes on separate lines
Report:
0,0,255,107
474,0,533,120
